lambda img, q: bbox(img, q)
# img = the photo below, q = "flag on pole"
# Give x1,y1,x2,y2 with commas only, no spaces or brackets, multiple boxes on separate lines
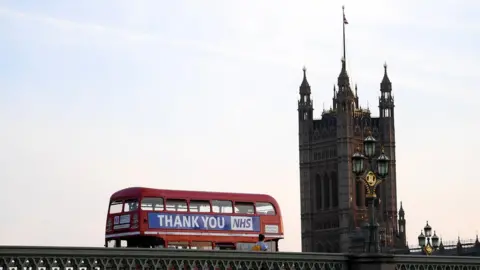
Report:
343,12,349,24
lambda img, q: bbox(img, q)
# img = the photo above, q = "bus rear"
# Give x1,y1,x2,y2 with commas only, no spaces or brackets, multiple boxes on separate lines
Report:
104,187,284,251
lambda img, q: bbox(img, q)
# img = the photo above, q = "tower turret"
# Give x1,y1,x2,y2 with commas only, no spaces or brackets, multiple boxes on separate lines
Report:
378,63,397,251
379,63,394,118
298,67,315,251
398,201,407,247
298,67,313,122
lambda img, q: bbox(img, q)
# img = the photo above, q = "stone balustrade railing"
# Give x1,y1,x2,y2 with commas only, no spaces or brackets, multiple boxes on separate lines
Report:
0,246,479,270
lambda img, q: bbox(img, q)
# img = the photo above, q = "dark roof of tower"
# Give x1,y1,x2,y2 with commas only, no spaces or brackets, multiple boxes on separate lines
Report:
300,66,311,94
399,201,404,215
381,63,392,91
337,58,350,86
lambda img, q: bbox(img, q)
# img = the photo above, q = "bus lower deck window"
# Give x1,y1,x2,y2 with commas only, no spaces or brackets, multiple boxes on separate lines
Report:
191,241,213,250
168,241,189,249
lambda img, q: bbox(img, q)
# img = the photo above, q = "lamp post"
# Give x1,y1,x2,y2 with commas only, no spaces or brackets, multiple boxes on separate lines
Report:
418,221,440,255
352,131,390,253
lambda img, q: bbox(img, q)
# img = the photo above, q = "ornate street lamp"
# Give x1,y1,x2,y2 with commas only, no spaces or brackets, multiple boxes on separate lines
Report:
418,221,440,255
352,130,390,253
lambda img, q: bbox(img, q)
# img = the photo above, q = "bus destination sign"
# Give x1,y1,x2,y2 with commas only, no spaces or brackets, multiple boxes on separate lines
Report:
148,213,261,232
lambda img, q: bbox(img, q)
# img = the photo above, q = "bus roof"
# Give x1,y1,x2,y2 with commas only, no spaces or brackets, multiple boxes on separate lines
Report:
110,187,279,205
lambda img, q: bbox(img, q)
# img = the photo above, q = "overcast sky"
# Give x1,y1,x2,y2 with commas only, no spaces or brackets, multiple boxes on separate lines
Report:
0,0,479,251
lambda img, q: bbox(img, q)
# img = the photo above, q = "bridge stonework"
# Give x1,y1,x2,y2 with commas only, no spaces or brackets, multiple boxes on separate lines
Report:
1,246,480,270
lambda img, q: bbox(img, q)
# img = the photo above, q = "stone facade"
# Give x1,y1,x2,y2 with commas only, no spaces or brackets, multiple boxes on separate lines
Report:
297,59,404,252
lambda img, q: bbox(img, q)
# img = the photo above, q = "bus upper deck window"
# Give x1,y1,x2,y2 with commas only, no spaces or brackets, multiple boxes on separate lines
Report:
166,199,188,212
109,201,123,214
189,200,211,212
255,202,276,215
212,200,233,213
141,197,164,211
124,199,139,212
235,202,255,214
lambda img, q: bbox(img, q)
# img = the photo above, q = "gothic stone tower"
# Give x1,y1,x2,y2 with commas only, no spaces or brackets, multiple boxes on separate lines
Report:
297,7,401,253
297,62,400,253
398,202,407,247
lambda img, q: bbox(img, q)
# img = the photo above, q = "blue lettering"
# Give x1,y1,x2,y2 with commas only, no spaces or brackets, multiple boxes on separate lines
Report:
148,213,260,232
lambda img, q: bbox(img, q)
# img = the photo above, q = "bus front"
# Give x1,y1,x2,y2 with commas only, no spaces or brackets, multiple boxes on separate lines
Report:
105,197,144,248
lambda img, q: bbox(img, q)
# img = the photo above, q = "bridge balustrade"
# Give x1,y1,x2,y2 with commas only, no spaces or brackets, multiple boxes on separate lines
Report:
1,246,480,270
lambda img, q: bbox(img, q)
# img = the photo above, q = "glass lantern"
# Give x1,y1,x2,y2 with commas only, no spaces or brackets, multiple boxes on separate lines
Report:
424,221,432,238
431,231,439,248
376,149,390,177
364,135,377,158
418,231,426,247
352,150,365,175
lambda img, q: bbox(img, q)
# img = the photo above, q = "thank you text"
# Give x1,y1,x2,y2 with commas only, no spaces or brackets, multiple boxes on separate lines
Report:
148,213,260,231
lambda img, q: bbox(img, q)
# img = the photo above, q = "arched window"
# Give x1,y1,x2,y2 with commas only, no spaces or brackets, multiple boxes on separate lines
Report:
331,172,338,208
323,173,331,209
316,174,322,210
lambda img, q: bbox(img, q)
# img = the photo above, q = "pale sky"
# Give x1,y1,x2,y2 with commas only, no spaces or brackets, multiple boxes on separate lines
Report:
0,0,479,252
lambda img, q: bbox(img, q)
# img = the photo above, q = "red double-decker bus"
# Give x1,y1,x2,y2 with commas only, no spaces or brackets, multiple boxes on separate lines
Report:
105,187,284,251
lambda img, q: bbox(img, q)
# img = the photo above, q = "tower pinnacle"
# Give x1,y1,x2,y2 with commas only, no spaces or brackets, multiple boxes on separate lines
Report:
381,62,392,90
300,66,311,94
